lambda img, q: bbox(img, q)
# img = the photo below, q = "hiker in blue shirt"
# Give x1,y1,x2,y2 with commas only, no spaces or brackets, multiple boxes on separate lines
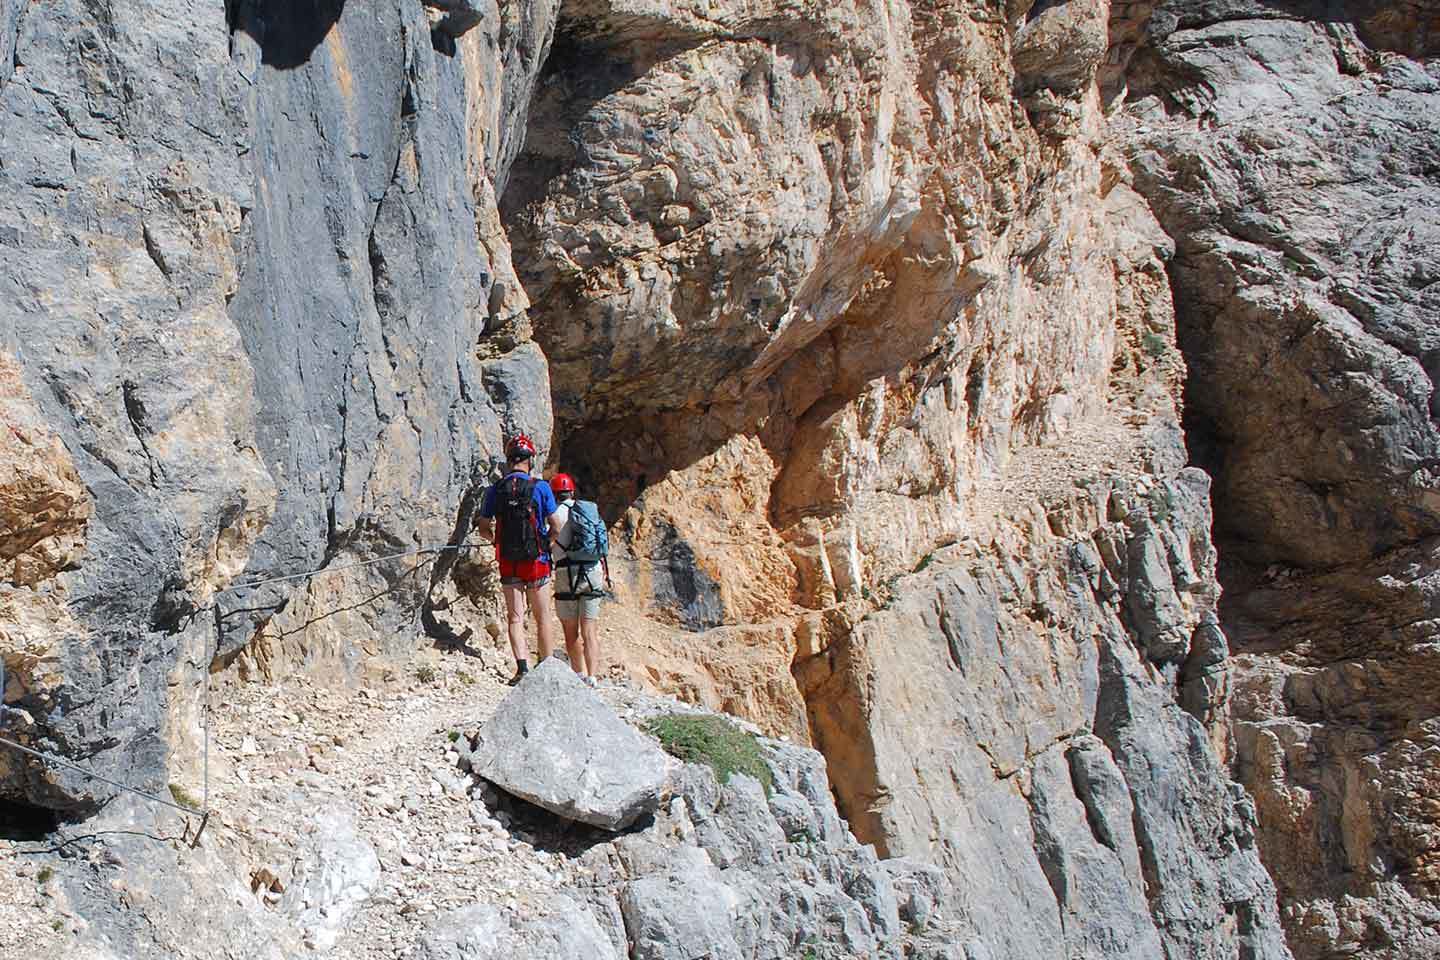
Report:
475,434,563,685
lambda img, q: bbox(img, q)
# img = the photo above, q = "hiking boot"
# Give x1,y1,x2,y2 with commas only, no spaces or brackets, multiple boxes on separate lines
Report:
582,675,598,689
507,663,530,686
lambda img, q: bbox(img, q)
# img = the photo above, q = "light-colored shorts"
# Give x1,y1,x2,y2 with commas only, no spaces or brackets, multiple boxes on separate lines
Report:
555,563,602,621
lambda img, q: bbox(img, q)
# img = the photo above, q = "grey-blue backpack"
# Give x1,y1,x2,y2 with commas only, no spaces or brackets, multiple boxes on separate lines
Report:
566,500,609,563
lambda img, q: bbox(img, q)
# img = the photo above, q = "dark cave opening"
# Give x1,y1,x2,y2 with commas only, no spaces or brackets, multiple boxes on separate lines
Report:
0,797,61,841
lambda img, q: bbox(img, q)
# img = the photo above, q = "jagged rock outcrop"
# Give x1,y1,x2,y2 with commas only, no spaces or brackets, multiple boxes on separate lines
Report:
798,456,1287,959
1120,2,1440,955
533,689,960,960
0,354,93,807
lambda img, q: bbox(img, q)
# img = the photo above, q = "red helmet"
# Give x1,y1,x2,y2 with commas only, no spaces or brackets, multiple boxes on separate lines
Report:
550,473,576,495
505,433,536,461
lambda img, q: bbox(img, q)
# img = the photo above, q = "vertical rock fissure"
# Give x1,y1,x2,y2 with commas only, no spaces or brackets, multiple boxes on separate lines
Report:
0,0,22,97
120,380,159,488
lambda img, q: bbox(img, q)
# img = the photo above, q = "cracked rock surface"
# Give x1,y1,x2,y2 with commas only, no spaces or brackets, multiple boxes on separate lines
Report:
0,0,556,811
1122,1,1440,955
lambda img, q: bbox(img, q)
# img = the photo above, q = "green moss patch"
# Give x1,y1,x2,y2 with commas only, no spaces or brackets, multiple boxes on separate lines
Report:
644,713,774,796
168,783,200,809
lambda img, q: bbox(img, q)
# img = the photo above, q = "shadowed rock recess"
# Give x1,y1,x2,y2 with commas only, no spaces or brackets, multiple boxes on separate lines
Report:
0,0,1434,956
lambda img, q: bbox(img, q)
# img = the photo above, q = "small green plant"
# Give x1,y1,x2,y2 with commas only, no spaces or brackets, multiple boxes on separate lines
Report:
51,918,63,932
1140,331,1168,358
644,714,774,796
414,664,438,684
36,866,53,885
447,730,461,743
457,671,476,686
168,783,199,809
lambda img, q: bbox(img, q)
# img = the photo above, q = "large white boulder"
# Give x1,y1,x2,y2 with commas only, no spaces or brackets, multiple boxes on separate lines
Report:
470,658,670,829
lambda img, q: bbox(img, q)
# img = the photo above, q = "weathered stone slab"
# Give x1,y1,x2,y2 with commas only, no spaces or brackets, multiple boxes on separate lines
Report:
470,658,669,829
620,851,744,960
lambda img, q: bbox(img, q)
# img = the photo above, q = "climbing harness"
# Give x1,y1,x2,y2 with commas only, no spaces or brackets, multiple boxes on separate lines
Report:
0,538,484,843
553,556,613,602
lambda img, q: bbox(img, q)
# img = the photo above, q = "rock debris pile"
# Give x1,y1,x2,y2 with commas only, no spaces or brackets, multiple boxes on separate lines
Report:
3,653,956,959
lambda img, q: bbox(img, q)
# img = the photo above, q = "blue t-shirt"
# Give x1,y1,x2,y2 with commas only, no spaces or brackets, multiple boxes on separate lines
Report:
480,472,558,563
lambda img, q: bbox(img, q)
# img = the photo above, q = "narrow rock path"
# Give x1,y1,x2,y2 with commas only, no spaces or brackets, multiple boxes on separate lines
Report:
208,648,586,959
0,837,70,955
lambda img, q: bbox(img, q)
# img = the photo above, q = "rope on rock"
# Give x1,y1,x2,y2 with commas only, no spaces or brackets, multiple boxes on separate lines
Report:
0,539,489,844
0,733,203,819
225,540,485,592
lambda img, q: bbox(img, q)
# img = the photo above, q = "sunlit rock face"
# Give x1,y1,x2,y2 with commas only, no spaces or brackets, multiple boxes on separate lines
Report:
496,0,1292,956
507,0,1132,613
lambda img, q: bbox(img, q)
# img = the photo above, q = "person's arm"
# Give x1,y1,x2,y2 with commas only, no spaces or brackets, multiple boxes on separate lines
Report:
474,484,497,542
538,482,563,548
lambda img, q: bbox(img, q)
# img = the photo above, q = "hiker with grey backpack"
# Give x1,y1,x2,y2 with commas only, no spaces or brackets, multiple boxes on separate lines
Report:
548,473,611,686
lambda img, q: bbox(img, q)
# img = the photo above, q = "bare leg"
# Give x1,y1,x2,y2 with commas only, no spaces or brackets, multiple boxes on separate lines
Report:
581,617,603,677
560,617,584,673
502,583,529,664
530,579,557,661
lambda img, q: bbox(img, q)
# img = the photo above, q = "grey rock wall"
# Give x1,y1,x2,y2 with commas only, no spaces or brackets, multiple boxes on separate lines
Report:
1,0,270,811
1123,2,1440,956
0,0,554,811
796,450,1292,959
219,0,507,657
0,0,20,94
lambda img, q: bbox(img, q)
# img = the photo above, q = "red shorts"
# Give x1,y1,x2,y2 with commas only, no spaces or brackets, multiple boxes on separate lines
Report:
498,556,551,586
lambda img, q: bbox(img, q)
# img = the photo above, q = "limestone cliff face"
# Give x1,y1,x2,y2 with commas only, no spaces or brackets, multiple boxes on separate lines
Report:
799,464,1290,959
1119,2,1440,956
498,0,1288,955
0,0,557,812
2,0,1432,957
